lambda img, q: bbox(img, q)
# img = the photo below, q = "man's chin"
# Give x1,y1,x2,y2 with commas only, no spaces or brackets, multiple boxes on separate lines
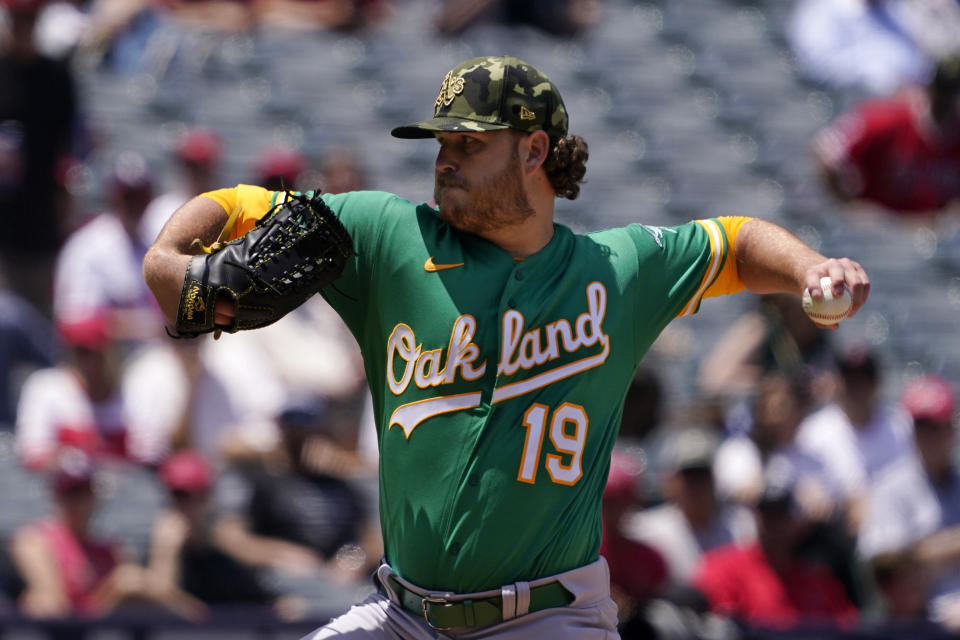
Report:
436,189,465,207
438,207,483,234
437,207,464,228
436,197,464,221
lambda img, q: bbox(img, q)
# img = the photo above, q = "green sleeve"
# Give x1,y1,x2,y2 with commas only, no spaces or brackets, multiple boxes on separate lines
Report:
590,220,730,360
316,190,418,337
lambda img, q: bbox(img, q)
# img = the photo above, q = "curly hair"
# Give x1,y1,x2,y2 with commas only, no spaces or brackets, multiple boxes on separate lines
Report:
543,135,589,200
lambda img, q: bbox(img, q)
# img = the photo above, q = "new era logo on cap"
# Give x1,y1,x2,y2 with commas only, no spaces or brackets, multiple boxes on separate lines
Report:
392,55,569,140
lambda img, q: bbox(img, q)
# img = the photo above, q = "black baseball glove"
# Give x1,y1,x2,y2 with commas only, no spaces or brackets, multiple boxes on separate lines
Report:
173,191,353,338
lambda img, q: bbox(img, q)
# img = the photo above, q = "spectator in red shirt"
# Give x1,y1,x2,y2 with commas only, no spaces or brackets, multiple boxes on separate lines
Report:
693,479,859,630
8,449,196,619
600,452,667,615
9,449,122,618
813,55,960,216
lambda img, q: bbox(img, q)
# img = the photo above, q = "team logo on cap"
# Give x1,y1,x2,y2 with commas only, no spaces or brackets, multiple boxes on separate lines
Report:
519,106,536,121
435,71,465,109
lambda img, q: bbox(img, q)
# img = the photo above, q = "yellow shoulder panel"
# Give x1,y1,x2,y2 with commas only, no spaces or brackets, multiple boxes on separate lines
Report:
702,216,750,299
200,184,281,242
677,216,750,317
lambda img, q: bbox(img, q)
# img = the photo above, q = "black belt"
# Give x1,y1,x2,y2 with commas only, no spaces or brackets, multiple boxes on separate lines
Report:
377,574,574,630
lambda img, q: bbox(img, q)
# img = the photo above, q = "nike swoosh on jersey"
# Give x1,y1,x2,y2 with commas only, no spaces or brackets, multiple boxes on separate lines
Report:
424,256,465,272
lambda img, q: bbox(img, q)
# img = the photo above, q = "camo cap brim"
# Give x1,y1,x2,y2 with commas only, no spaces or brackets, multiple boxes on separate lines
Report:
391,55,569,140
390,116,513,139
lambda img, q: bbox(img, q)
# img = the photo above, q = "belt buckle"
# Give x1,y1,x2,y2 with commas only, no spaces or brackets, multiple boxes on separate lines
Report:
421,593,457,630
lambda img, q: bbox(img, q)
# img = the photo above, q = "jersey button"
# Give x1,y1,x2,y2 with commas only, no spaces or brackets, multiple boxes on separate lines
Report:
514,271,524,281
468,473,479,486
507,298,517,308
449,542,461,555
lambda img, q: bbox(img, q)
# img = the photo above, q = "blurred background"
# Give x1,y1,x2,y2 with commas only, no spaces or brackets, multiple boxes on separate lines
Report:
0,0,959,637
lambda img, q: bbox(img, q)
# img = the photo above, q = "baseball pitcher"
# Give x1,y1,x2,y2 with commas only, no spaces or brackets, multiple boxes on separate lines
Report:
143,55,870,639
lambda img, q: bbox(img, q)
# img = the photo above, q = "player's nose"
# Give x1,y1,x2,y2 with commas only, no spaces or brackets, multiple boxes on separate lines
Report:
435,145,459,173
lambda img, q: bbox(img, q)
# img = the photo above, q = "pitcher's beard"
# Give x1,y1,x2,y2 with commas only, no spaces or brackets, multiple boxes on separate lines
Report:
435,151,535,235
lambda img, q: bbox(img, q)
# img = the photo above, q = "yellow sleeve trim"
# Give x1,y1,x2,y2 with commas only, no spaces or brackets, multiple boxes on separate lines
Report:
703,216,750,299
199,184,282,246
677,217,751,317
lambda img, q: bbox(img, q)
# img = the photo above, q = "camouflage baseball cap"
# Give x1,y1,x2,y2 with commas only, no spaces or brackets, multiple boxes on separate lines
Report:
391,55,569,140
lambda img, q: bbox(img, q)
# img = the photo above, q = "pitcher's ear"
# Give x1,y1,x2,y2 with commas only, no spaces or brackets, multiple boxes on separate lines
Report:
522,130,551,173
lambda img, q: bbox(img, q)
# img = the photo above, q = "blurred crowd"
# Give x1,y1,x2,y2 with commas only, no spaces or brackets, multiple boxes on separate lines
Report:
0,0,960,637
0,107,382,622
608,346,960,638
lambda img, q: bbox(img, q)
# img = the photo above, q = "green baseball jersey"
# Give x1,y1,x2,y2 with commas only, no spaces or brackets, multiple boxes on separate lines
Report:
212,185,743,594
313,190,739,594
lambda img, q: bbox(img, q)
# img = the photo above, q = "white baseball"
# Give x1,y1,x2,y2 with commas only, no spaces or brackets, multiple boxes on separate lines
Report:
802,276,852,325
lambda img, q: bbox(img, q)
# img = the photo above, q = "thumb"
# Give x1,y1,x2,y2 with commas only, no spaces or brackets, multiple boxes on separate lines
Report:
214,297,235,327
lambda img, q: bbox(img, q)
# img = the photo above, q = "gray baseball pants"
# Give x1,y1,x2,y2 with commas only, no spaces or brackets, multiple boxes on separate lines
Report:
300,557,620,639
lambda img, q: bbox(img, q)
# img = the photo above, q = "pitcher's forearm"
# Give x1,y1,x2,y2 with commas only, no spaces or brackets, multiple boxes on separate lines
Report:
143,248,193,325
143,195,229,325
734,218,826,294
734,218,870,318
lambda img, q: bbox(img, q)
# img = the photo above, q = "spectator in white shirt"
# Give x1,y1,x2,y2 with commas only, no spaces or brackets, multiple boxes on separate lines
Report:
624,426,756,588
54,151,164,342
860,375,960,630
796,346,919,532
15,309,174,469
715,371,840,521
